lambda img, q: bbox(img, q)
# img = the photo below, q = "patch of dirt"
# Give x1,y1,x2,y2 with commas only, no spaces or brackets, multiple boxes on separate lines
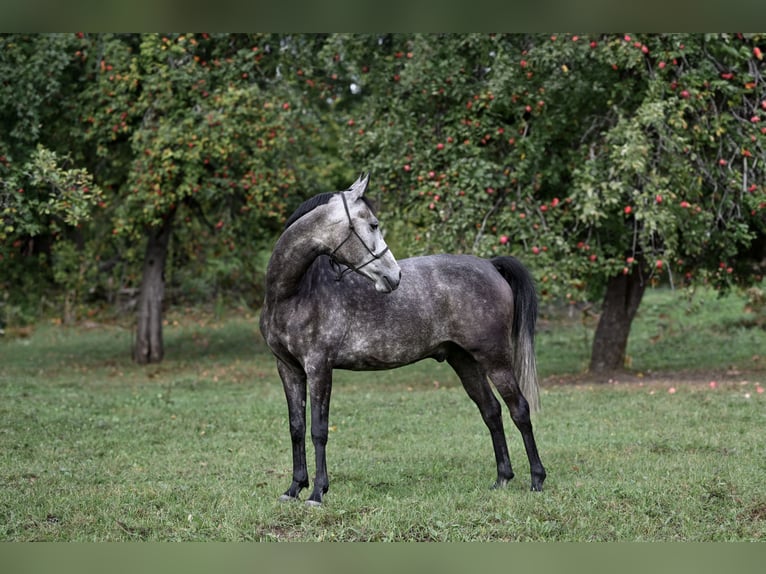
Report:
542,367,766,388
746,502,766,522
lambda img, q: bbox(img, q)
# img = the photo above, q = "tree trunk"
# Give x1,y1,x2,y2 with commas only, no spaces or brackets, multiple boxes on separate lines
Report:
133,213,175,364
589,264,647,375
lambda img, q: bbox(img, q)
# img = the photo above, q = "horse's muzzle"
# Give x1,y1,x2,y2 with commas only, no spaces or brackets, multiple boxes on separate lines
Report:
381,269,401,293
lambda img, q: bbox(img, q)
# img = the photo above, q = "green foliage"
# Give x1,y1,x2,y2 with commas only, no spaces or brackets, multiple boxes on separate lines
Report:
77,34,351,311
2,33,766,336
1,33,349,325
1,145,104,323
0,34,82,148
1,146,104,241
74,33,342,240
334,33,766,302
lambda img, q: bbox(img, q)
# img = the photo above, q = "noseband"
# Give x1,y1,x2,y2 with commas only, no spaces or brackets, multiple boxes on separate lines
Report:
329,192,390,281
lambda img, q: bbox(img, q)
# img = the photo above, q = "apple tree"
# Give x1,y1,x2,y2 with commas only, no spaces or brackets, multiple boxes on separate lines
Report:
329,33,766,374
73,33,344,363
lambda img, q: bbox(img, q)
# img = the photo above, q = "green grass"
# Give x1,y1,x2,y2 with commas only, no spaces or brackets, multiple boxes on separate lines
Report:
537,285,766,376
1,289,765,541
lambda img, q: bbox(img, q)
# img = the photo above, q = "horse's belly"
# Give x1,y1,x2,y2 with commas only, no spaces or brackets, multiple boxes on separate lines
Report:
334,336,444,371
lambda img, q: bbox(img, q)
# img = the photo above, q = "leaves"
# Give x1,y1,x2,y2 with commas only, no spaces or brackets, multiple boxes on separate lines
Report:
337,33,766,300
2,33,766,323
1,145,104,242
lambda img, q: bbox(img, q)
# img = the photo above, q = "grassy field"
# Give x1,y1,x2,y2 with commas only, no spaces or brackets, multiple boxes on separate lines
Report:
1,287,765,541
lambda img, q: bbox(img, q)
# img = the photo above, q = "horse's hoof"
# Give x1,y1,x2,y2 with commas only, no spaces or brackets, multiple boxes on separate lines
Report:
279,494,299,502
305,499,322,507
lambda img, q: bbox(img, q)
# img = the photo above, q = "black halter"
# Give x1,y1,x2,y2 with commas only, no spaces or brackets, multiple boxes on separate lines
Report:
329,192,390,281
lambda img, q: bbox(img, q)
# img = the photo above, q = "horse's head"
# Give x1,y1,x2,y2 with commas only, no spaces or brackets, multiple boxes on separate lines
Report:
329,173,401,293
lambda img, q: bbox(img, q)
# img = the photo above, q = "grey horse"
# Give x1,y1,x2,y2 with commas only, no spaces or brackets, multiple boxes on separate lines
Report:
260,173,545,505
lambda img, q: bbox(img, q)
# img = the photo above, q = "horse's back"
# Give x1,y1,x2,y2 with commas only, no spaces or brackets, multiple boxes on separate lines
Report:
398,254,513,307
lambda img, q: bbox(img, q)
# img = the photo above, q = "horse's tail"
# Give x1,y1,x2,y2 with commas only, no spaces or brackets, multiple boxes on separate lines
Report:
490,256,540,413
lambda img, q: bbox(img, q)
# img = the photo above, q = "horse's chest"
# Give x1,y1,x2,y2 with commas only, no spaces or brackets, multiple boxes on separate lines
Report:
262,303,346,361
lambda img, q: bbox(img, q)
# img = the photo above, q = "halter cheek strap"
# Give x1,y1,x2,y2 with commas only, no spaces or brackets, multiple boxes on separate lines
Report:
329,192,390,280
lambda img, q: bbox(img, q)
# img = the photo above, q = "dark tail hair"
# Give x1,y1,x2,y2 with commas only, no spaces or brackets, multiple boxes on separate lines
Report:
490,256,540,412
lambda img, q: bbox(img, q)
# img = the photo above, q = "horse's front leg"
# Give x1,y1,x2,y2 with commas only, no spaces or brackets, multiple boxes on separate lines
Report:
277,360,310,501
306,363,333,506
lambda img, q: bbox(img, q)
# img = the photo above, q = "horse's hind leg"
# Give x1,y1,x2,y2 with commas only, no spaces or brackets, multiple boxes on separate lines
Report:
277,360,310,501
448,349,514,489
488,366,546,491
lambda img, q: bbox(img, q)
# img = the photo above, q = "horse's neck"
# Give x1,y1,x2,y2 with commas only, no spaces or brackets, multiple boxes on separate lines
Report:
264,223,325,307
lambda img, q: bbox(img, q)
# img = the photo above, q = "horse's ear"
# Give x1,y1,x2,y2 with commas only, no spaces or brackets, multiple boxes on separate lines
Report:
346,172,370,201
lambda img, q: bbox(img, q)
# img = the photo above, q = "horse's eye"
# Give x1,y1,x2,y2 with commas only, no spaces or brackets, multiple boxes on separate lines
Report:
370,222,379,231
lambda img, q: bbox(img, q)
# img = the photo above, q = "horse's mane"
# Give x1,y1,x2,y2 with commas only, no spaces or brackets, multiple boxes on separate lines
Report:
283,192,336,230
283,191,376,230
